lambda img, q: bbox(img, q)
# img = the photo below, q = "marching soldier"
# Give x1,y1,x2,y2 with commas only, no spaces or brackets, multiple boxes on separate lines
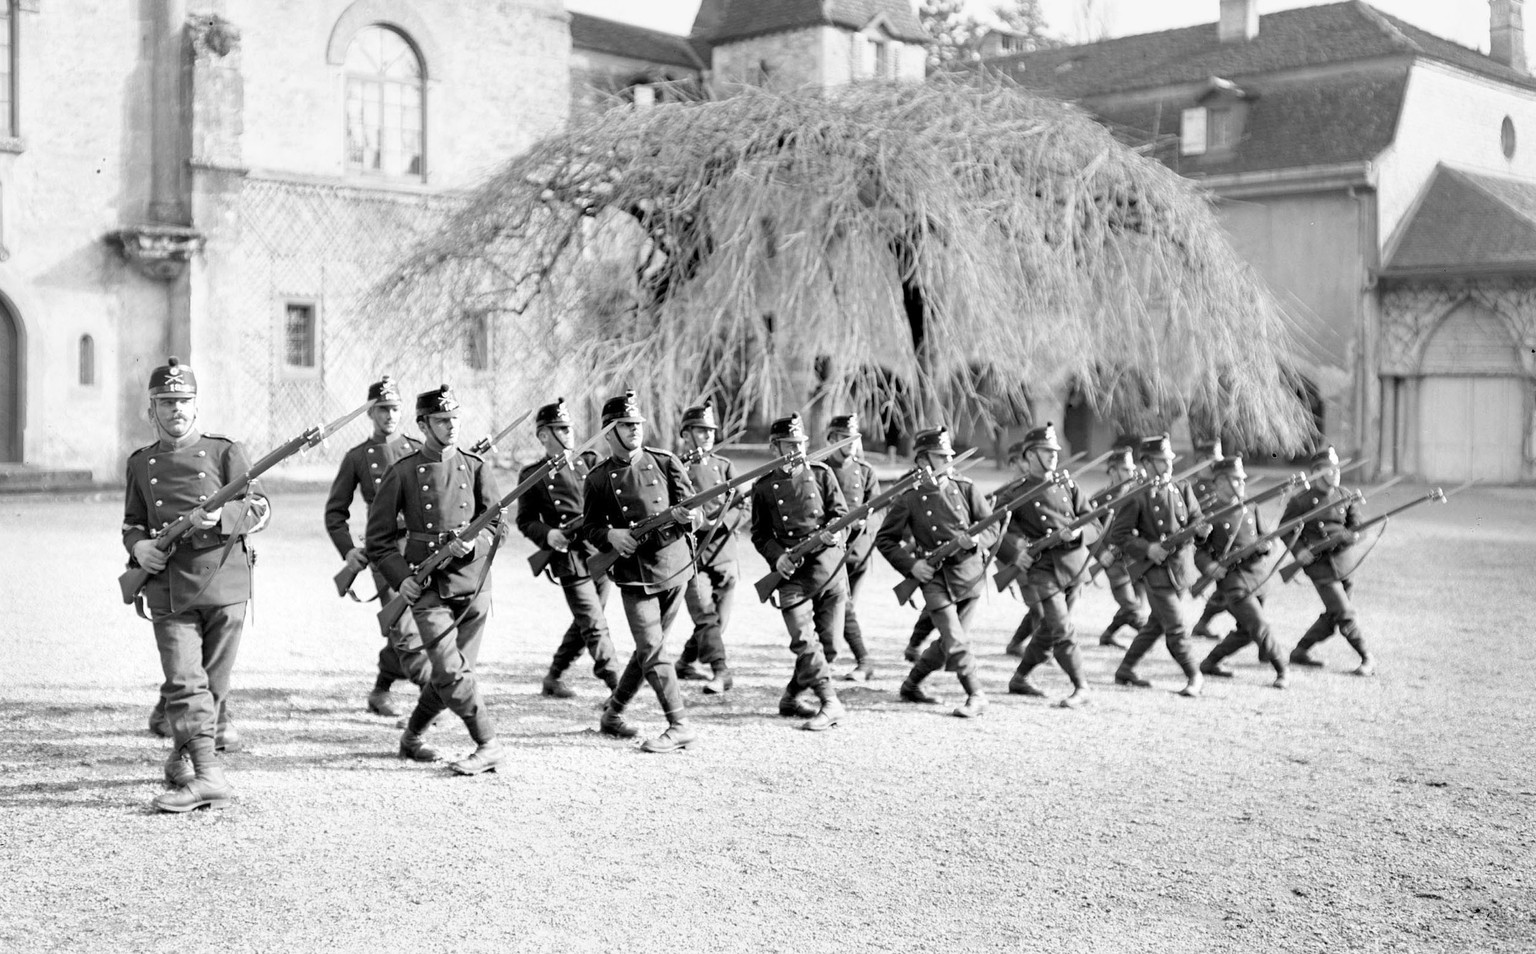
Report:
674,399,745,695
123,357,271,812
515,398,620,699
366,385,505,775
876,426,999,718
1188,438,1231,641
1194,456,1290,688
323,375,428,717
1107,434,1209,698
996,423,1093,708
1092,441,1146,649
580,391,702,753
824,413,880,682
998,440,1043,659
1284,446,1375,676
750,413,851,731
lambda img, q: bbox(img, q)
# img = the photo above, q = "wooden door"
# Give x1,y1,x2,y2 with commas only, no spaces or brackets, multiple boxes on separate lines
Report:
0,302,18,462
1418,376,1527,482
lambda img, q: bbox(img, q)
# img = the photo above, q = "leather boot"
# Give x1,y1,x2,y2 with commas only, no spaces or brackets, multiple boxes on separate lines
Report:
599,698,638,739
451,740,507,775
952,674,987,719
800,683,845,732
541,672,576,699
1271,660,1290,690
1191,601,1221,639
778,685,817,718
641,721,698,753
841,659,875,683
1290,642,1326,668
367,689,401,717
1053,643,1091,709
1098,624,1129,649
398,730,441,762
675,661,709,681
1008,661,1045,697
899,679,941,705
148,699,171,738
1199,643,1236,678
1341,622,1375,676
152,739,232,813
702,663,734,695
215,721,242,753
163,750,194,788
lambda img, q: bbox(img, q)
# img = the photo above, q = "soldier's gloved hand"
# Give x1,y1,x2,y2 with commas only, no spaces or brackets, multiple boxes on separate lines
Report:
189,506,222,530
399,578,423,603
1099,549,1117,567
911,561,936,583
608,528,639,556
1060,528,1080,543
1147,542,1169,564
817,529,839,549
774,554,798,577
1208,565,1227,581
1014,549,1035,569
344,547,369,571
547,529,570,552
132,540,169,574
954,532,977,550
671,506,702,530
1295,546,1315,566
446,536,476,558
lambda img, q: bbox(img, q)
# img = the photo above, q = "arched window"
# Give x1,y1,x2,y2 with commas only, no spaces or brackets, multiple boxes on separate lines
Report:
344,26,424,178
78,334,95,386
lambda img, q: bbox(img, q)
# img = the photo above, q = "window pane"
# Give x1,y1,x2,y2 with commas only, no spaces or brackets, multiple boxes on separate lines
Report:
78,335,95,386
344,26,425,178
285,304,316,368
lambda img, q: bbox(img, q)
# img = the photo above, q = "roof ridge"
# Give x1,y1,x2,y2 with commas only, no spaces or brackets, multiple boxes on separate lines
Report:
1447,164,1536,232
1348,1,1422,55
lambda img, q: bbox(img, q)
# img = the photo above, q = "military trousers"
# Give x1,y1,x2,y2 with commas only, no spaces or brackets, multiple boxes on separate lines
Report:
1206,592,1280,665
1120,585,1197,679
779,569,847,692
405,589,495,744
681,558,736,668
372,567,428,689
834,557,872,665
911,593,980,679
1018,577,1081,667
1105,566,1148,634
550,573,619,685
613,583,687,721
152,601,245,751
1297,578,1369,659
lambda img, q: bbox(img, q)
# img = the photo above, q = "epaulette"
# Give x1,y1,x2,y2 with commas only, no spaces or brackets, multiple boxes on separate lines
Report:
200,433,236,443
128,442,158,459
393,448,424,466
808,459,834,475
645,446,680,461
460,448,485,462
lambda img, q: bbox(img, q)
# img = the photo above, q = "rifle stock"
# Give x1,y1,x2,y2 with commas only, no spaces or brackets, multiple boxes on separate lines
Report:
1195,491,1364,595
1275,487,1445,584
121,399,372,605
334,563,362,598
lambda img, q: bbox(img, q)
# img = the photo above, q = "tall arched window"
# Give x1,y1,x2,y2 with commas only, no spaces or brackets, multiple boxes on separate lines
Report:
345,25,424,178
78,334,95,386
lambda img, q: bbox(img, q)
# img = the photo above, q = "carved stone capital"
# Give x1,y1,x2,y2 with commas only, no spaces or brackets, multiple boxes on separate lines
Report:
188,13,241,59
107,225,206,281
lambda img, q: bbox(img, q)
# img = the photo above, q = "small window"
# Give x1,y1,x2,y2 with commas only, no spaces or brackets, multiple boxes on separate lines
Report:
464,312,491,371
1209,108,1239,150
630,83,656,109
284,302,317,369
345,26,425,179
1180,107,1208,155
0,2,16,139
1502,116,1517,160
78,334,94,386
874,41,889,79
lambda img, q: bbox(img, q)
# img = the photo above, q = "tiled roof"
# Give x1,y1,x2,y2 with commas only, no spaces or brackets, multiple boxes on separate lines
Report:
1386,165,1536,274
1093,68,1408,178
569,12,706,71
982,1,1536,98
693,0,929,45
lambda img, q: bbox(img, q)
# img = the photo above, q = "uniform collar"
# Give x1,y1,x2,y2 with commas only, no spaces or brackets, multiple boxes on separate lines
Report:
418,443,458,464
155,428,203,451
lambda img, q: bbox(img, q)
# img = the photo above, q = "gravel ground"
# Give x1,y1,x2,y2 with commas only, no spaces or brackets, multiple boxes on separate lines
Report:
1,474,1532,953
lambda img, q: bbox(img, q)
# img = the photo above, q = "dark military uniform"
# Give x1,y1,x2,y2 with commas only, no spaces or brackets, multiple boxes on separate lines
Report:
366,388,501,759
877,428,1000,713
516,403,619,695
750,415,849,723
1283,447,1372,672
124,357,270,811
826,437,880,674
677,423,748,685
1194,457,1289,685
994,424,1093,700
1107,435,1208,691
1090,449,1148,646
324,403,428,699
580,392,698,751
1187,440,1231,639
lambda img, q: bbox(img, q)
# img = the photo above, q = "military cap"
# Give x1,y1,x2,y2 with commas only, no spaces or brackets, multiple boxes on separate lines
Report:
1022,421,1062,452
1113,433,1141,450
600,390,645,426
415,384,460,417
148,356,197,396
1194,437,1223,459
680,398,719,432
1105,445,1135,469
1005,439,1028,462
1307,445,1340,468
535,397,573,429
768,413,808,443
827,412,861,435
1211,455,1247,480
1138,433,1176,460
367,374,402,406
913,426,954,456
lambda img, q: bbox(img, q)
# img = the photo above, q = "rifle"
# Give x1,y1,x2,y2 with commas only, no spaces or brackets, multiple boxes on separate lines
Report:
1276,484,1457,584
987,450,1089,504
468,409,534,457
585,435,858,581
753,448,977,603
990,466,1190,592
892,470,1065,607
1119,472,1303,581
121,401,372,605
1192,491,1364,596
377,426,612,632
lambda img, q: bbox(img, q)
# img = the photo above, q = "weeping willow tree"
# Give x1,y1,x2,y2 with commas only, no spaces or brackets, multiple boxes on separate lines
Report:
370,74,1313,450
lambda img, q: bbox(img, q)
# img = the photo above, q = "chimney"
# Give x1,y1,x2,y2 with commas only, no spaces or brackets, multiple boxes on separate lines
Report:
1491,0,1528,73
1218,0,1259,43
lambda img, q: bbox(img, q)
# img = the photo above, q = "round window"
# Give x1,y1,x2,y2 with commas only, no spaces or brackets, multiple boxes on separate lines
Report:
1502,116,1517,160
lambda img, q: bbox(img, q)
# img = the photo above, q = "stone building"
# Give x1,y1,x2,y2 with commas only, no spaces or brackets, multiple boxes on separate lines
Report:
980,0,1536,481
0,0,568,482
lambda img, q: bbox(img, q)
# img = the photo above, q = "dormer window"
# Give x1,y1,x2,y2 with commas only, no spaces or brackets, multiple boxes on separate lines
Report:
1179,77,1251,157
1180,107,1208,155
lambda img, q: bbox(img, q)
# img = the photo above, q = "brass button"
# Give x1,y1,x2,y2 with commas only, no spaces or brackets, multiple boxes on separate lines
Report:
198,472,206,479
426,522,434,529
156,500,163,506
149,458,157,465
199,495,207,502
425,504,433,510
373,478,381,485
197,451,206,457
150,478,158,484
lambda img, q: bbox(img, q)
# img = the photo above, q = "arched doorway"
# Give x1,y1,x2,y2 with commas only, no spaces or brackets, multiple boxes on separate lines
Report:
0,295,21,462
1416,302,1528,482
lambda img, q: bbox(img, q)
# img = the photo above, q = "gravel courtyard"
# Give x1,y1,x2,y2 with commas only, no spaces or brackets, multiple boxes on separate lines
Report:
1,474,1532,953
